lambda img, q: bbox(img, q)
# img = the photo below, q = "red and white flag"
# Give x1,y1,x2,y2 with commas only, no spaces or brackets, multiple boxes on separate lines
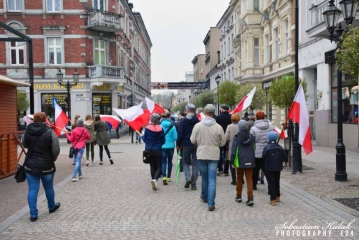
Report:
231,87,256,114
100,115,121,129
145,97,164,114
274,127,288,139
197,112,205,121
200,68,204,75
113,103,150,132
54,101,70,136
287,85,313,155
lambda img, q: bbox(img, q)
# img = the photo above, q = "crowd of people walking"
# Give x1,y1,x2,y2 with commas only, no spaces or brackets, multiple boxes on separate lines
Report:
21,104,286,222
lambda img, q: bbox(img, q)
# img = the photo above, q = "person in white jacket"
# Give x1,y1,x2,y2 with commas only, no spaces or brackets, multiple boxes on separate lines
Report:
190,104,226,212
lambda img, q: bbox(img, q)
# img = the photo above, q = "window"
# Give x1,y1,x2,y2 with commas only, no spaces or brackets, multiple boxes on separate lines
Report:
228,69,231,80
228,37,230,56
47,0,61,12
254,0,260,12
231,34,234,52
8,0,22,11
94,0,107,11
254,38,259,66
274,28,279,60
265,34,270,64
10,42,24,65
221,45,223,61
224,42,226,59
94,40,106,65
48,38,62,65
284,20,289,54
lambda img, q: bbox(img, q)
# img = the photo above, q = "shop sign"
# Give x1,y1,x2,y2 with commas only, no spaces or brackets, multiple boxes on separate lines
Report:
34,83,85,90
93,83,111,90
76,97,92,101
117,86,124,92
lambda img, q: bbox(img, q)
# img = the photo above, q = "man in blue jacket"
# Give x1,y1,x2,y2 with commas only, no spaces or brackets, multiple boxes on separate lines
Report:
177,104,199,190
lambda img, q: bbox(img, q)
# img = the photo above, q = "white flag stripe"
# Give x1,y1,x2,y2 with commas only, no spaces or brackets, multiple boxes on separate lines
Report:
113,103,144,121
297,86,309,145
145,97,155,113
242,87,256,110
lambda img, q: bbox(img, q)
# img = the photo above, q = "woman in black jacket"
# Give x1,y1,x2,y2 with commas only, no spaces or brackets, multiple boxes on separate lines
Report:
22,112,61,222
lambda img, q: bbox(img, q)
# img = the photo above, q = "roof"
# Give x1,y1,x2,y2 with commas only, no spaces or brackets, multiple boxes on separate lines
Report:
0,75,31,87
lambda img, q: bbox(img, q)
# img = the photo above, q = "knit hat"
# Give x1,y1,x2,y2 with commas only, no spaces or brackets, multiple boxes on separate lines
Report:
150,113,161,124
204,104,215,113
267,131,279,142
76,118,84,127
238,120,248,131
221,105,229,111
186,104,196,112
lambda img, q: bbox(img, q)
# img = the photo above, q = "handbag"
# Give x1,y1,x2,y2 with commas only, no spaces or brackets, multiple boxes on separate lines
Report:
143,125,174,164
69,130,85,158
14,164,26,183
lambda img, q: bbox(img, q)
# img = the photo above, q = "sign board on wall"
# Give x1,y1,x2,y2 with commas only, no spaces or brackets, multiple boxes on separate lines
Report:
150,82,207,90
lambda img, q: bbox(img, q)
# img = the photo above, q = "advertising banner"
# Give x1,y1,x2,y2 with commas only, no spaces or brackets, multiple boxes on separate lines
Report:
151,82,207,90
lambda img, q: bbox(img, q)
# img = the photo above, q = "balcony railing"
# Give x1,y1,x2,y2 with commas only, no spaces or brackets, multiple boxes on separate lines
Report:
88,10,122,32
88,65,125,79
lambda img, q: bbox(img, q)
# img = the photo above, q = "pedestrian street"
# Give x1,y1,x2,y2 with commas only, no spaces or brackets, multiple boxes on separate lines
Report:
0,136,358,240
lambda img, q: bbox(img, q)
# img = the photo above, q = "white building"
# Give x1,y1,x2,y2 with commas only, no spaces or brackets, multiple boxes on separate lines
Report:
217,6,236,82
299,0,359,151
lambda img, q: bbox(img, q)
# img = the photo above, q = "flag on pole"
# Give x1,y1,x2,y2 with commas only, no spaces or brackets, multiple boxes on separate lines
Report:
145,97,164,114
100,115,121,129
197,112,205,121
287,85,313,155
230,87,256,114
274,127,288,139
200,68,204,75
54,101,70,136
113,103,151,131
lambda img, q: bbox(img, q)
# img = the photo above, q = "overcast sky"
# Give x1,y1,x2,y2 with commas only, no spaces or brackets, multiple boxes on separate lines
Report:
132,0,230,83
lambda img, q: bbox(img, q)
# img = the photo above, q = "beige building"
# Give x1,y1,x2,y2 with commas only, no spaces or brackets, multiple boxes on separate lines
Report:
230,0,295,127
192,54,206,83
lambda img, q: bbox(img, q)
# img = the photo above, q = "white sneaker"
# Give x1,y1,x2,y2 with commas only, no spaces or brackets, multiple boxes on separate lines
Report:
79,174,84,179
86,161,90,166
151,180,157,191
72,177,78,182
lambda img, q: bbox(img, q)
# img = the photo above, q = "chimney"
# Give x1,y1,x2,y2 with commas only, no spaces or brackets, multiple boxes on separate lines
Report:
128,2,133,11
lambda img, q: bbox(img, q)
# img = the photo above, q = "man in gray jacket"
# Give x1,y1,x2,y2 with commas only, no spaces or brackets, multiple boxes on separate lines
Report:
191,104,226,211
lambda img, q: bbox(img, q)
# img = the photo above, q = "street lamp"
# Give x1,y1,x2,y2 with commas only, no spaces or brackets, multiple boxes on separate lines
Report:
323,0,359,181
215,74,221,114
56,69,80,122
189,95,191,103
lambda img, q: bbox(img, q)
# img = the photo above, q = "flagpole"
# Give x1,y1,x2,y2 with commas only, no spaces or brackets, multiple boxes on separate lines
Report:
292,0,302,174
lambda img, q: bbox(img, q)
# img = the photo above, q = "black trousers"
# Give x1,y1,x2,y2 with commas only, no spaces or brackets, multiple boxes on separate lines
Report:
266,171,281,200
150,150,162,180
99,145,111,161
224,160,236,182
252,158,267,190
85,142,94,161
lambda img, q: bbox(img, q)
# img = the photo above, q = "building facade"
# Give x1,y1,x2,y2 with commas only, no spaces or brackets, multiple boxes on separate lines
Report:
299,0,359,151
0,0,151,122
217,6,235,82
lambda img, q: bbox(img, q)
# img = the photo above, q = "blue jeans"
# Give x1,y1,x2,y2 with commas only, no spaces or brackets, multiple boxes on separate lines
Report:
136,133,141,142
162,148,174,178
183,146,198,187
26,172,55,218
198,160,218,207
217,146,225,172
73,148,85,178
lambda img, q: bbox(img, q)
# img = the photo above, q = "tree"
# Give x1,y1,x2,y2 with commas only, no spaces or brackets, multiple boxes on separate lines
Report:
172,102,188,113
17,90,29,113
269,75,307,113
336,26,359,76
193,89,215,108
235,84,266,111
217,80,239,108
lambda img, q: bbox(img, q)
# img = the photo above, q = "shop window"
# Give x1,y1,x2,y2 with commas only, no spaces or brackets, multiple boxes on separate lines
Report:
331,64,359,123
41,93,68,123
47,0,61,12
94,40,106,65
92,93,112,116
48,37,63,65
7,0,23,12
10,41,25,65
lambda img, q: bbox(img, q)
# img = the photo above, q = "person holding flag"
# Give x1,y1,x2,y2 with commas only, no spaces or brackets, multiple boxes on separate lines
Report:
94,115,113,165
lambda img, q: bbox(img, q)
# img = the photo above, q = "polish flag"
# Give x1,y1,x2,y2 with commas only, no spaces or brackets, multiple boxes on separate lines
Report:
145,97,164,114
287,85,313,155
113,103,151,131
231,87,256,114
200,68,204,75
197,112,205,121
100,115,121,129
54,101,70,136
274,127,288,139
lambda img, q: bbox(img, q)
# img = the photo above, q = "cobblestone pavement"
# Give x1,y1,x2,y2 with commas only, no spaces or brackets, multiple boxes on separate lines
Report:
0,136,358,239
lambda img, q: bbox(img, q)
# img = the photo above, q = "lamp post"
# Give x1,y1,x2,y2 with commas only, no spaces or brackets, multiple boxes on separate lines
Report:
56,69,79,122
215,74,221,115
189,95,191,103
322,0,359,181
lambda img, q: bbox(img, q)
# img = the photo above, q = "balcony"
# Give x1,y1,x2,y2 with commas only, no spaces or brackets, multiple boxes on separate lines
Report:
87,10,122,32
88,65,125,79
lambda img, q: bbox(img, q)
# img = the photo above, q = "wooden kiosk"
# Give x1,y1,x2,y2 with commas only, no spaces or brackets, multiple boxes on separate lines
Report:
0,75,30,179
